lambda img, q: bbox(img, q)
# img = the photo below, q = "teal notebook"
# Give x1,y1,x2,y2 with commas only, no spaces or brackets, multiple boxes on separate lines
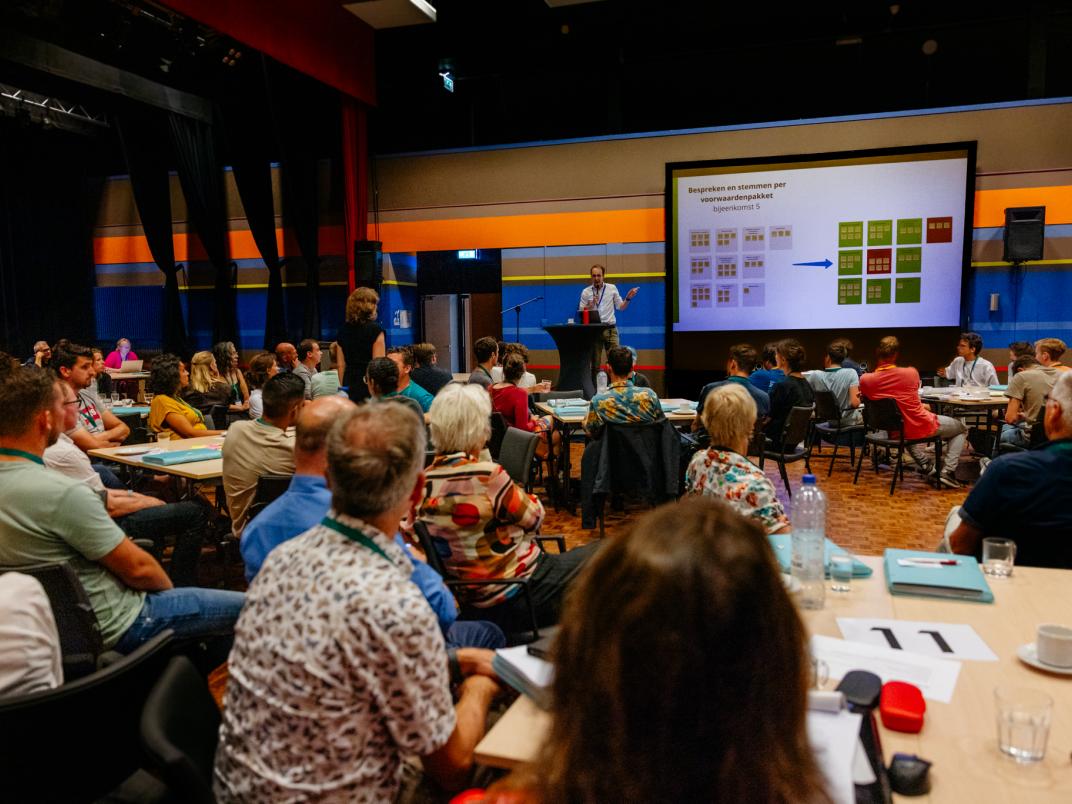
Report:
767,534,873,578
883,548,993,603
142,448,222,466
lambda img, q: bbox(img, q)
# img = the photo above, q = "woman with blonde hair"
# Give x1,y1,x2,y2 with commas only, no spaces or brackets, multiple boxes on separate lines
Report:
686,382,790,534
181,350,232,419
334,287,385,402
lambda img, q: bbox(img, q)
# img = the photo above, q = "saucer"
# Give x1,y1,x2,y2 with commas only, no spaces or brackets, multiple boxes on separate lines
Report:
1016,643,1072,676
114,445,153,456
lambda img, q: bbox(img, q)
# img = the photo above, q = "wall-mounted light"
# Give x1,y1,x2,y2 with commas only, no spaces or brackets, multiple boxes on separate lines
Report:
989,293,1000,312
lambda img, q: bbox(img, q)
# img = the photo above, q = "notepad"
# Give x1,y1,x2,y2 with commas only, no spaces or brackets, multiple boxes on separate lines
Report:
883,548,993,603
141,448,222,466
767,534,873,578
492,645,553,709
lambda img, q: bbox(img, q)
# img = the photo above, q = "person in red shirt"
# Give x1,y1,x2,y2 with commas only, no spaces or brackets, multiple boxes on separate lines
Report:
489,354,556,458
859,335,967,488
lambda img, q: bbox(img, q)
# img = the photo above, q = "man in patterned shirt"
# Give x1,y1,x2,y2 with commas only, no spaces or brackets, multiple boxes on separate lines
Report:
215,402,503,802
583,346,664,437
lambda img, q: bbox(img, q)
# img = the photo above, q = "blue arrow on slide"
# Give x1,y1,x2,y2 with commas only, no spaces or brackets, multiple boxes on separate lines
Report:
792,258,833,269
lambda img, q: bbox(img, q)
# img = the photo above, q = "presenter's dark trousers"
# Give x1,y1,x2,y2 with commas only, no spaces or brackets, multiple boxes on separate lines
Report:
591,324,620,376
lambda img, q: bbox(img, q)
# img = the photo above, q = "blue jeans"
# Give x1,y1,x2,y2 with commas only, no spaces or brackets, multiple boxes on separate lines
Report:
1000,422,1029,448
92,463,126,489
445,620,506,650
113,587,245,654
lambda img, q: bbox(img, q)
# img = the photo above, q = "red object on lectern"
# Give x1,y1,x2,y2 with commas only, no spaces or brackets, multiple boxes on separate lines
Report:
582,309,589,325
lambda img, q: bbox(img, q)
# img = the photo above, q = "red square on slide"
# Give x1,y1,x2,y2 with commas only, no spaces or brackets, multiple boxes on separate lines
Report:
866,248,892,275
926,217,953,243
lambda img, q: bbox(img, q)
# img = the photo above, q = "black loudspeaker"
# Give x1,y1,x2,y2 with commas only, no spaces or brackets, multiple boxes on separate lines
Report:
355,240,383,289
1003,206,1045,263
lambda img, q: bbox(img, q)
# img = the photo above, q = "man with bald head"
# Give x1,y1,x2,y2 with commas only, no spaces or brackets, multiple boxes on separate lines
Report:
274,342,299,373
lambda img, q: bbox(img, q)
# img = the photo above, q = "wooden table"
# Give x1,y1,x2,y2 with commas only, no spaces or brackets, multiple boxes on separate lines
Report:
89,435,224,497
476,556,1072,801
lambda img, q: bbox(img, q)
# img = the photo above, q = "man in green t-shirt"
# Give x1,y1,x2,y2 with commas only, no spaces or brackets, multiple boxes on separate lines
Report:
0,362,244,652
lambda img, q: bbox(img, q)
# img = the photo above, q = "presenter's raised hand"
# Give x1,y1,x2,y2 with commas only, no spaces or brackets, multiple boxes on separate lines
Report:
626,287,639,300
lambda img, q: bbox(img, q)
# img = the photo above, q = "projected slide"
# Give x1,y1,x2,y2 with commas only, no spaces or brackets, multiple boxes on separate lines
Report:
668,145,973,332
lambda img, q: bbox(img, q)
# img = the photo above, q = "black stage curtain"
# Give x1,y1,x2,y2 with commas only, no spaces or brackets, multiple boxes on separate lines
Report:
167,112,237,346
0,120,101,357
115,108,190,358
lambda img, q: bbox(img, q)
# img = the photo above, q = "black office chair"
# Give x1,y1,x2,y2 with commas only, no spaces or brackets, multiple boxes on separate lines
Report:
488,412,509,461
245,474,294,523
0,631,174,804
853,396,943,494
499,426,541,491
763,405,815,496
811,391,866,476
0,562,103,682
140,655,220,804
998,404,1048,454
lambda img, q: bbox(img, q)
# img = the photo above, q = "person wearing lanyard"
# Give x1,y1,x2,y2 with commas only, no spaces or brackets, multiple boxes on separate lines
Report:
578,264,639,375
938,332,998,387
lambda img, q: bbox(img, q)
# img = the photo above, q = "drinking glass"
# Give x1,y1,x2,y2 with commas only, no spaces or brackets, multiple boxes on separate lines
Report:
155,431,172,447
982,537,1016,577
143,392,155,406
995,686,1052,762
109,392,120,408
829,554,853,592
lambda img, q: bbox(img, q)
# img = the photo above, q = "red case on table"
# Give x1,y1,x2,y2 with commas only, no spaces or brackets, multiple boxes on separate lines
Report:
879,681,926,733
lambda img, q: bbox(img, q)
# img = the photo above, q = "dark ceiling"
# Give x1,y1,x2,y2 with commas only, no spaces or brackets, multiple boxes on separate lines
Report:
372,0,1072,153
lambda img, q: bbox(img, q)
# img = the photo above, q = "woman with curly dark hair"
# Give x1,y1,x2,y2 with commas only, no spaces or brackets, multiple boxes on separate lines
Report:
481,497,830,804
148,354,224,439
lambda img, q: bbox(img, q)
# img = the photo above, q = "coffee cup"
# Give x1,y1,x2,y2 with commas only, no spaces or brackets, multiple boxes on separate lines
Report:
1036,624,1072,668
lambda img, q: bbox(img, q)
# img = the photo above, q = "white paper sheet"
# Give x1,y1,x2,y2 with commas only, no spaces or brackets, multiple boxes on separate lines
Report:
837,617,998,662
811,634,962,703
494,645,553,687
807,709,863,804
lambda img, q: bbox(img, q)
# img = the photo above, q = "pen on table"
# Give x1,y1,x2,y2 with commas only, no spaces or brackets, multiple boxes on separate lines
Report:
897,558,959,567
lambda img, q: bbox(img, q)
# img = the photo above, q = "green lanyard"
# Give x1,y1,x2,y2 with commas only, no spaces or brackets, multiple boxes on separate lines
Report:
0,448,44,465
320,516,394,565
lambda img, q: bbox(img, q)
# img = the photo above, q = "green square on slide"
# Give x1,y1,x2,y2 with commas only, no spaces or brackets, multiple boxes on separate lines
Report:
896,247,922,273
868,220,893,246
897,218,923,244
839,221,863,248
866,278,891,304
838,251,863,275
896,277,921,303
838,279,862,305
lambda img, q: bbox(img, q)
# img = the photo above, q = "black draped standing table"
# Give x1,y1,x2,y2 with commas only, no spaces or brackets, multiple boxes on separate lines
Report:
543,323,612,399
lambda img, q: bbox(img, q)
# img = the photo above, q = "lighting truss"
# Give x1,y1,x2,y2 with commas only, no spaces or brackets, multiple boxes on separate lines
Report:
0,82,110,128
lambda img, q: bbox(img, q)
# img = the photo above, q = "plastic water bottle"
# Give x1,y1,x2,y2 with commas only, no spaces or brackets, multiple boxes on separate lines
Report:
791,474,826,610
596,370,608,394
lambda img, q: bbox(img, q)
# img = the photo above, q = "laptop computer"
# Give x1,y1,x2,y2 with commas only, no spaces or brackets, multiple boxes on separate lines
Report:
575,308,601,324
119,360,144,372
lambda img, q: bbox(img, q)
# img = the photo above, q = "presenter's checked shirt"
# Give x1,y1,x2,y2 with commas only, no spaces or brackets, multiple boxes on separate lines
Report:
685,448,790,534
583,381,664,437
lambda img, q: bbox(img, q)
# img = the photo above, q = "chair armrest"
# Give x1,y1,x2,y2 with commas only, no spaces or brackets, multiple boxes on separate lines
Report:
131,538,161,560
535,535,566,553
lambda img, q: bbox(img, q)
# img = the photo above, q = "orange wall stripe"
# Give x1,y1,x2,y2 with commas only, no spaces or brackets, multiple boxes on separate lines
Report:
94,226,346,265
974,185,1072,227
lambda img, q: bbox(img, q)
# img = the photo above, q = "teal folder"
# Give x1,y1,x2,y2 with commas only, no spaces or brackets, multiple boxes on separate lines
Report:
883,548,993,603
141,448,222,466
767,534,873,578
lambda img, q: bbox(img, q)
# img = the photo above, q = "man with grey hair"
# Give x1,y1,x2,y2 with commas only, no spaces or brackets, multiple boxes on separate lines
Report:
947,371,1072,568
216,402,504,802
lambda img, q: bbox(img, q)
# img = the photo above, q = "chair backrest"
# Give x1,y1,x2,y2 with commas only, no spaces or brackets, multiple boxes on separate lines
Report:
746,416,766,458
1029,403,1050,448
598,420,681,499
860,396,904,434
812,390,840,422
0,562,102,682
246,474,293,522
532,390,583,403
0,631,173,803
207,404,228,430
411,520,450,578
488,412,509,460
140,655,220,804
499,427,540,486
774,405,815,453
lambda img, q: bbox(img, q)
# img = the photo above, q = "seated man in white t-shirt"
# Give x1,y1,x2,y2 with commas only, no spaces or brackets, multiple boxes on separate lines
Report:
937,332,999,387
0,573,63,697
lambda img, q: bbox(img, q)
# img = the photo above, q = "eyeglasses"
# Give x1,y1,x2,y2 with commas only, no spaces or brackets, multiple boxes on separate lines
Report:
63,399,79,407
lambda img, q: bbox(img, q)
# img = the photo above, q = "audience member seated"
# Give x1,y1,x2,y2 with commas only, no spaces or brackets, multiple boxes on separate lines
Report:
90,347,113,398
411,342,454,397
623,345,652,388
366,356,425,419
292,338,321,399
490,354,556,457
274,341,299,373
45,379,209,585
835,336,865,376
1036,337,1071,373
582,346,664,439
182,350,233,418
947,372,1072,567
215,401,503,801
53,342,130,452
859,335,967,488
147,354,225,439
806,339,863,427
239,396,504,651
1009,340,1035,364
468,335,498,388
0,572,63,697
0,364,244,653
491,343,543,390
686,383,790,534
223,373,302,539
243,352,277,420
694,342,770,433
419,384,599,633
484,497,825,803
311,341,342,398
24,340,51,368
387,345,435,412
937,331,998,387
334,287,385,402
764,339,815,440
213,341,251,412
1001,355,1057,448
748,342,785,394
103,337,137,369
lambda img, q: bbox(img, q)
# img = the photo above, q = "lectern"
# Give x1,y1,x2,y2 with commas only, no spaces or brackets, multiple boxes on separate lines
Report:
543,323,612,399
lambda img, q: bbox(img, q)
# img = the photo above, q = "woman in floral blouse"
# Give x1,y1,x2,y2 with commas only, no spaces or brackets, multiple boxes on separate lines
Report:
685,382,790,534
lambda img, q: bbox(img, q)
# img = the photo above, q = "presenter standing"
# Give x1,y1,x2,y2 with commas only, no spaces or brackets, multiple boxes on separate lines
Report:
578,264,639,373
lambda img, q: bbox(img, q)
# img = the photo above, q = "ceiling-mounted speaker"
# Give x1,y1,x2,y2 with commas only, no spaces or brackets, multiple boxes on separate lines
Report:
1003,206,1045,263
